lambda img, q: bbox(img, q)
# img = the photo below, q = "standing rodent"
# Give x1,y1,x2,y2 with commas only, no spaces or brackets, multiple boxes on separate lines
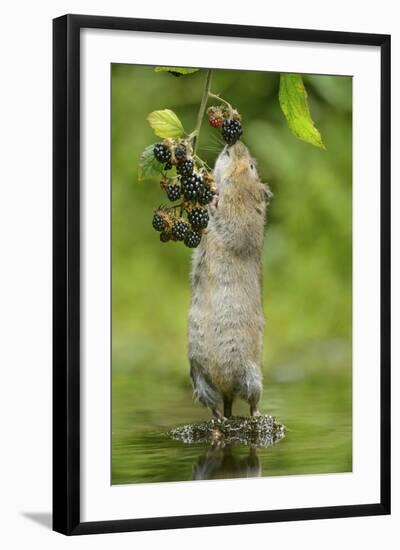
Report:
188,141,272,418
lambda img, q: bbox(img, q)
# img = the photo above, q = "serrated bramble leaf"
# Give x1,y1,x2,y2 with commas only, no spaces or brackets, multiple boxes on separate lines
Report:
147,109,185,139
138,144,165,182
154,67,200,76
279,73,326,150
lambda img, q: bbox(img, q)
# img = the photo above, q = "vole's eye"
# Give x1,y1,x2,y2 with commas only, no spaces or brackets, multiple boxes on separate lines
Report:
250,163,254,170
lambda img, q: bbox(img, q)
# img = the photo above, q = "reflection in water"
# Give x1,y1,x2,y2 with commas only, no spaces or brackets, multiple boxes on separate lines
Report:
193,445,261,480
170,415,285,481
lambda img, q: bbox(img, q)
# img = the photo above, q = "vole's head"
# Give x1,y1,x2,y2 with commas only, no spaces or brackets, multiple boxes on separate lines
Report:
214,142,261,196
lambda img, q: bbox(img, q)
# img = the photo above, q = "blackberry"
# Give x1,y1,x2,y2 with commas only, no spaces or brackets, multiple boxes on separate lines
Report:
208,114,224,128
160,232,171,242
164,161,173,170
181,174,203,201
153,143,171,164
172,220,190,241
184,230,202,248
152,212,165,232
174,146,187,163
177,159,194,177
221,119,243,144
165,184,181,202
207,106,224,128
197,186,215,205
188,207,209,230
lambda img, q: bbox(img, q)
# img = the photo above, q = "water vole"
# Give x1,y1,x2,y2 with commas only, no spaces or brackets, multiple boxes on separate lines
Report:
188,142,272,418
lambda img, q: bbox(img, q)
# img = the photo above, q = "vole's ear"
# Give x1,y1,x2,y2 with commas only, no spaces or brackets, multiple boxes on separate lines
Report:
261,183,273,204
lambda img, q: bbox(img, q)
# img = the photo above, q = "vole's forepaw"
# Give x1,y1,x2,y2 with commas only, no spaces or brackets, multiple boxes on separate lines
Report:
209,194,219,215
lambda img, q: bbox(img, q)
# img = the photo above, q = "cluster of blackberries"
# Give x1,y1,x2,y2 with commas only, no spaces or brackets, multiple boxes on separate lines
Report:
152,208,205,249
150,101,242,250
154,143,215,206
207,106,243,145
152,141,215,249
153,141,189,171
159,167,215,207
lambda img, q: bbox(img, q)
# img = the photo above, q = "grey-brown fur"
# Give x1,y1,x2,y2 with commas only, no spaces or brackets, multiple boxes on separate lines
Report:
188,142,271,418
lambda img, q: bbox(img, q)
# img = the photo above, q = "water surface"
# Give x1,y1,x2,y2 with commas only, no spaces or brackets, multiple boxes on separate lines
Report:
112,361,351,484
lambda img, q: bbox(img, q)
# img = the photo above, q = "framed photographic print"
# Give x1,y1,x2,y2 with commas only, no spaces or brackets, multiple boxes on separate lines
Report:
53,14,391,535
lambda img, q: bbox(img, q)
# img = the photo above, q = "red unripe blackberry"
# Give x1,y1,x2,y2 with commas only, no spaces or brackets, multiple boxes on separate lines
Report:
154,143,171,164
184,230,202,248
188,207,209,230
177,159,194,177
165,184,181,202
152,212,165,232
208,114,224,128
221,119,243,144
172,220,190,241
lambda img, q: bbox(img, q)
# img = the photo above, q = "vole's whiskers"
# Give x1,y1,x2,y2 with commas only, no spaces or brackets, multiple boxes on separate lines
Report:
207,133,225,148
198,145,220,153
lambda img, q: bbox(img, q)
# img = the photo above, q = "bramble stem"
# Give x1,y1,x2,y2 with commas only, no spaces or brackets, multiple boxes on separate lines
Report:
194,154,212,171
208,92,233,112
192,69,213,155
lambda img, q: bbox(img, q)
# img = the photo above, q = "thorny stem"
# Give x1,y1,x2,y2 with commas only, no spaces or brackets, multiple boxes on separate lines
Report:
191,69,213,156
163,202,185,211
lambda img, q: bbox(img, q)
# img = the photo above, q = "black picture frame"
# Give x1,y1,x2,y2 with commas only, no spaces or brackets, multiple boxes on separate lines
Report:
53,14,391,536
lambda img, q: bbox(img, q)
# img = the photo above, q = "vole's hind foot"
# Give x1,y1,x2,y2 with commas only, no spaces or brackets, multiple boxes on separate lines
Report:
223,396,233,418
250,405,261,417
211,408,225,420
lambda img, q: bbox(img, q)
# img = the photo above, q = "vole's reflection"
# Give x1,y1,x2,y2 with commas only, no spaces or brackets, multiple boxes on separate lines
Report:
193,445,261,480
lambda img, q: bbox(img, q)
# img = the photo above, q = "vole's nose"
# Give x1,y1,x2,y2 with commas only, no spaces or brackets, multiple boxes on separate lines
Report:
229,141,246,159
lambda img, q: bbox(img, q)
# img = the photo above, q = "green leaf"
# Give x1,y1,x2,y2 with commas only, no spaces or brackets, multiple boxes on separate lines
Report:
279,73,326,150
154,67,200,76
147,109,185,138
138,144,165,182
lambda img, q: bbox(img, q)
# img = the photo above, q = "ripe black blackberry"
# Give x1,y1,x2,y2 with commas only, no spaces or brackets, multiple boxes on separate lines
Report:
188,207,209,230
172,220,190,241
164,161,173,170
152,212,165,232
197,185,215,205
165,184,181,202
153,143,171,164
177,159,194,177
174,145,187,163
184,230,202,248
221,119,243,145
181,174,203,201
160,232,171,242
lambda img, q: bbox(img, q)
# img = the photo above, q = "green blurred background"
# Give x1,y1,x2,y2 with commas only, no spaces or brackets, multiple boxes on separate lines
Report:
111,65,352,484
